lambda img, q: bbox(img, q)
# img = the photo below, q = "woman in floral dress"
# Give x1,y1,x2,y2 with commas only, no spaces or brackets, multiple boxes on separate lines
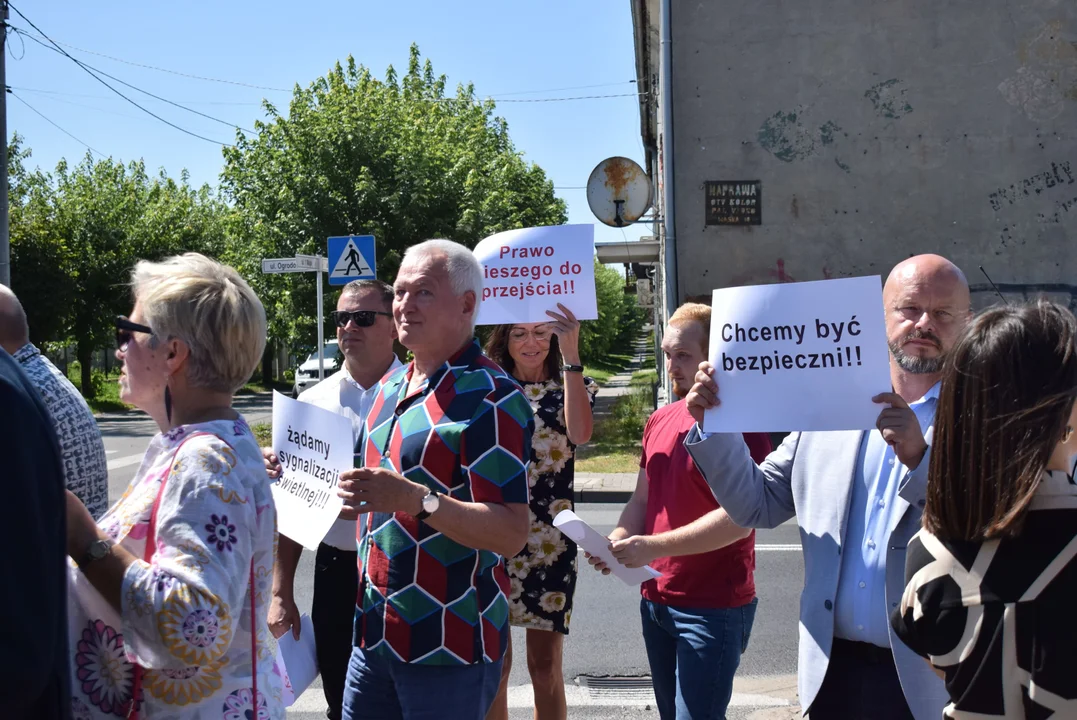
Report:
63,253,283,719
484,303,597,720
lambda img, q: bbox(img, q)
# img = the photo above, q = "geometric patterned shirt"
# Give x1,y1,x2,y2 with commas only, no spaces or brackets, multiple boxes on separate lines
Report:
353,339,533,665
14,343,109,518
892,469,1077,718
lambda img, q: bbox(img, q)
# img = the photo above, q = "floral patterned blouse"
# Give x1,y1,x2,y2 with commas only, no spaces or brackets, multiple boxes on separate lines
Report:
66,418,284,719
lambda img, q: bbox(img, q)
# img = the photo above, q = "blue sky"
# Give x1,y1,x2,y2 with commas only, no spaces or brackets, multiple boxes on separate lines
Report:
8,0,649,249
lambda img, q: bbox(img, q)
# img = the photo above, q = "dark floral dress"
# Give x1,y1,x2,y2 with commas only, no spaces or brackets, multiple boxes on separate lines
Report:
507,375,598,634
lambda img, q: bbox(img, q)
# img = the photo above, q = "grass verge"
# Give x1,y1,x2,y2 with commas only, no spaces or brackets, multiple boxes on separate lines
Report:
66,367,133,414
585,331,648,385
576,382,654,474
252,422,273,447
586,351,635,386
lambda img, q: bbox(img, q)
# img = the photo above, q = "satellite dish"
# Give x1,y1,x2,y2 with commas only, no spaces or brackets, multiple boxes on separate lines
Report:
586,157,653,228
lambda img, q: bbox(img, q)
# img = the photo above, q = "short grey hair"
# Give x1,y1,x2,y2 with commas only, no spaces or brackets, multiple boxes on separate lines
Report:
131,253,267,394
401,239,484,325
341,279,393,311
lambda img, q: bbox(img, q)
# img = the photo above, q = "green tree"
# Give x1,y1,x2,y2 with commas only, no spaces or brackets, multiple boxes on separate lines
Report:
8,135,70,345
9,147,230,397
220,45,567,380
577,261,644,363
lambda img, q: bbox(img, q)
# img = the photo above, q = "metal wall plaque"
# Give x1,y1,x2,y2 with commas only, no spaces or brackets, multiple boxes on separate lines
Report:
705,181,761,226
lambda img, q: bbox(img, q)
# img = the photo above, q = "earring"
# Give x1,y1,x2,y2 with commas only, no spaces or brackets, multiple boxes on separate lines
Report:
1064,426,1074,444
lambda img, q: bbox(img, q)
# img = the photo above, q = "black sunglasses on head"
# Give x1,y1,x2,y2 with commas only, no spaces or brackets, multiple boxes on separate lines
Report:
330,310,392,328
115,316,154,350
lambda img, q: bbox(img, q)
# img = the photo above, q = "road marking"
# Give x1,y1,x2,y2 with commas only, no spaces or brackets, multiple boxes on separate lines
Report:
288,683,792,711
107,453,145,471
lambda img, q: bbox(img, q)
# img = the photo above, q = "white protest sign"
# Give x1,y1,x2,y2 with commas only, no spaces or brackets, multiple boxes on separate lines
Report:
703,276,892,433
270,391,351,550
474,224,598,326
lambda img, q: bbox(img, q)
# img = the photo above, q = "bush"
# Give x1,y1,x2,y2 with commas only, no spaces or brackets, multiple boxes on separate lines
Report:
67,361,106,398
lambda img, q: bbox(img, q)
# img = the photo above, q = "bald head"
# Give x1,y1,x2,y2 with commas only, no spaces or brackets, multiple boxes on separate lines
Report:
884,254,970,305
883,254,971,376
0,285,30,355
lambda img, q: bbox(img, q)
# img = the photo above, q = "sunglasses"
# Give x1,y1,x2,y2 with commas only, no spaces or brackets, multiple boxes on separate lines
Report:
330,310,392,328
115,316,154,350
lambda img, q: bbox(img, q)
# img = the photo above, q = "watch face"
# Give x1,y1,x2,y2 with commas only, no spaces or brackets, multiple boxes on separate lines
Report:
80,539,111,567
422,492,440,514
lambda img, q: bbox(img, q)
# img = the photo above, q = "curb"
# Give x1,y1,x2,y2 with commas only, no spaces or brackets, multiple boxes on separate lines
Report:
573,489,633,504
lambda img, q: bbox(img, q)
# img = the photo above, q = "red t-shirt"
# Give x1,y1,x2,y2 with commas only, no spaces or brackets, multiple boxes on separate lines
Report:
639,400,773,609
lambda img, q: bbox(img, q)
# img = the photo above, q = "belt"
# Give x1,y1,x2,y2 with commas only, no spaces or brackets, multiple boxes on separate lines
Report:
831,637,894,665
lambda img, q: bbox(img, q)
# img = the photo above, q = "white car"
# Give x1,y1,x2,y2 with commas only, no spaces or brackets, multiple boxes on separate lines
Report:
292,341,343,397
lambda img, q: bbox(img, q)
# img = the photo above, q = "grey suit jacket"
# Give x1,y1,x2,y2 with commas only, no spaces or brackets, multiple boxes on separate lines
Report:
684,427,948,719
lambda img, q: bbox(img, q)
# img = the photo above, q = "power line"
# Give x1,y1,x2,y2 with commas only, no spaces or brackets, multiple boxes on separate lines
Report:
14,29,290,92
492,92,647,104
7,6,234,147
10,90,103,156
15,30,255,135
488,80,636,98
11,85,263,106
10,88,144,120
6,24,25,61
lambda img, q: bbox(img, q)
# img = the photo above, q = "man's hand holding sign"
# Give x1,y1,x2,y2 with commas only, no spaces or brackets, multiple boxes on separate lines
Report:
700,276,895,433
686,274,934,467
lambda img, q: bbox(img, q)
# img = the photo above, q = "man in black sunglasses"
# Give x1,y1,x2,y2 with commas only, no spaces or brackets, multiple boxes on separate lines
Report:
264,278,401,720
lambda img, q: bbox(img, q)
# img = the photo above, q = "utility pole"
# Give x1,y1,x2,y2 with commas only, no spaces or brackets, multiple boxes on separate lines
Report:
0,1,9,288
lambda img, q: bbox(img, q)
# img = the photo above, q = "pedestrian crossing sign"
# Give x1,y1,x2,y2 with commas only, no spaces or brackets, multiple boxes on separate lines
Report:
327,235,376,285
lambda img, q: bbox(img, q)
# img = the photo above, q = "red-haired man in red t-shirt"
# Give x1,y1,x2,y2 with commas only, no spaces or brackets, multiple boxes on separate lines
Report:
587,303,772,720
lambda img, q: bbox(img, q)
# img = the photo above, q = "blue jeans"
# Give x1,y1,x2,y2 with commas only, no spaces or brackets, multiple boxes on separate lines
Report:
640,597,759,720
341,646,503,720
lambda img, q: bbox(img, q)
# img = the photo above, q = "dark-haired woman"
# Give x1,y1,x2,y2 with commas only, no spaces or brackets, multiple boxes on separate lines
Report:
891,300,1077,718
484,303,597,720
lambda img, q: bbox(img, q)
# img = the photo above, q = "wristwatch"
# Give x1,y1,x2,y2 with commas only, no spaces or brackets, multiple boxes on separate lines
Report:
415,490,440,520
77,539,113,569
562,364,584,374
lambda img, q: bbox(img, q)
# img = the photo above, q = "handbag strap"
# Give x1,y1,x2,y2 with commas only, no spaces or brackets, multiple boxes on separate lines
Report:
129,430,258,717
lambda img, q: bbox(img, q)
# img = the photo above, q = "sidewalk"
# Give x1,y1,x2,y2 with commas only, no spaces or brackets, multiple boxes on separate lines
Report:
573,332,654,504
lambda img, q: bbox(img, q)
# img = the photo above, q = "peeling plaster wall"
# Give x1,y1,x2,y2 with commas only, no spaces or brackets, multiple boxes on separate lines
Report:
671,0,1077,310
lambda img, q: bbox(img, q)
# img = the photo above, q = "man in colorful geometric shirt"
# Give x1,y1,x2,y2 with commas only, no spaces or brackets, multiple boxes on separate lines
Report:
337,239,533,720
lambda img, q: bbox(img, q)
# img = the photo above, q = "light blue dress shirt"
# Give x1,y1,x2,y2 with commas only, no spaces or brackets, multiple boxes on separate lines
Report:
833,382,939,647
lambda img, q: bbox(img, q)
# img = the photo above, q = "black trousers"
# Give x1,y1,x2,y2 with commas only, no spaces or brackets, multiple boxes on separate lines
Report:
808,639,916,720
312,543,360,720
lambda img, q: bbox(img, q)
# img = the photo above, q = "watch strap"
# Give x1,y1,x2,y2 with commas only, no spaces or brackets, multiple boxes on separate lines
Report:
562,364,584,373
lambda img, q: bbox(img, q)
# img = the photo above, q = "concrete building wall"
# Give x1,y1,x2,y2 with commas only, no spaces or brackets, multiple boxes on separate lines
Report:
668,0,1076,310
